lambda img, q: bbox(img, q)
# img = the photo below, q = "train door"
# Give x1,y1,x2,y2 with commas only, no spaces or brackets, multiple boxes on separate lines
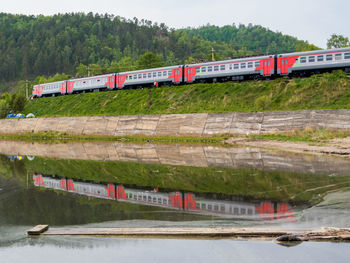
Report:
263,60,271,75
281,58,289,75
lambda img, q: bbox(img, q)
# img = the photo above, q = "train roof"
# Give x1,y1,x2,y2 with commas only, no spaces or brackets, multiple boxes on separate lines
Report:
69,73,115,82
119,65,183,75
33,80,66,87
278,47,350,57
186,55,274,67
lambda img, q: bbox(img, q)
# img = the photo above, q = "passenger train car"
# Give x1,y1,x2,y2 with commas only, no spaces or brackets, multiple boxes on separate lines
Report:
32,47,350,98
33,173,295,221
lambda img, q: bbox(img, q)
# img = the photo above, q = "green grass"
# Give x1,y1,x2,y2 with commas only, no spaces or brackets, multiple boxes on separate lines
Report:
23,71,350,117
250,128,350,143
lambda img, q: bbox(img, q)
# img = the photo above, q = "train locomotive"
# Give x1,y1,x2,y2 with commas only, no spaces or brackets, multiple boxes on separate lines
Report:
32,47,350,98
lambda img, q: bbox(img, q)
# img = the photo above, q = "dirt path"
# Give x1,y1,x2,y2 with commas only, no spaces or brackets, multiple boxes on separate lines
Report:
227,137,350,157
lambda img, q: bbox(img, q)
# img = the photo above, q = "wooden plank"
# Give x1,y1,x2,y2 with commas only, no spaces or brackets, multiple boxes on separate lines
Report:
27,225,49,235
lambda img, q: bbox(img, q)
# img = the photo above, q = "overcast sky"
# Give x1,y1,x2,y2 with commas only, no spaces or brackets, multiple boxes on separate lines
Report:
2,0,349,48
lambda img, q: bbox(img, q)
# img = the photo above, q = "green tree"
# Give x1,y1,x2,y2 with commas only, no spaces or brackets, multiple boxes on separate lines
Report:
136,52,164,70
117,57,135,72
107,61,120,73
11,94,26,112
76,63,88,77
89,64,103,75
327,34,350,49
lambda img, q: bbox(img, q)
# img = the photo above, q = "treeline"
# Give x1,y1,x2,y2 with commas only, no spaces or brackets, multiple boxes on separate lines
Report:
0,92,26,117
0,12,318,88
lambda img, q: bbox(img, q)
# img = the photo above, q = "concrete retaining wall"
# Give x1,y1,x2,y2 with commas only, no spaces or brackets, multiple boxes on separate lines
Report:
1,109,350,136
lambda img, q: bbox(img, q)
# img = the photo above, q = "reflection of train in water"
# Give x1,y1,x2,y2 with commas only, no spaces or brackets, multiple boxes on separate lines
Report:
33,173,295,221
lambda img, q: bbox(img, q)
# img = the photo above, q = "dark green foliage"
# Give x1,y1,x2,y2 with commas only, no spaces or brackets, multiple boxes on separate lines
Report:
0,12,317,87
136,52,164,70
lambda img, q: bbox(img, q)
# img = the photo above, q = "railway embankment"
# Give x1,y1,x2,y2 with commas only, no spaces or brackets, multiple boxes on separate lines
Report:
1,109,350,137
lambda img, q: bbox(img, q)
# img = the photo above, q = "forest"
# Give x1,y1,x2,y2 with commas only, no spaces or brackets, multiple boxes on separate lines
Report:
0,12,319,91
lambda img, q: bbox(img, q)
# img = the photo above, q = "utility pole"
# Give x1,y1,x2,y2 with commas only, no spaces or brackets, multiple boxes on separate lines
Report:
88,65,91,77
25,80,29,99
211,47,216,61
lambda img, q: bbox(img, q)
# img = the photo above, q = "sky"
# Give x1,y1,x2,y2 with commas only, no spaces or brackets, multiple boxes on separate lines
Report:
1,0,349,48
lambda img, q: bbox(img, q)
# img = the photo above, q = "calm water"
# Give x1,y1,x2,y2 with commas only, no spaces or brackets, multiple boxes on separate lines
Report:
1,141,350,261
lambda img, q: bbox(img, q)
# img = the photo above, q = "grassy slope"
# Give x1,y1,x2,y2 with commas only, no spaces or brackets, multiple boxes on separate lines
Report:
23,71,350,117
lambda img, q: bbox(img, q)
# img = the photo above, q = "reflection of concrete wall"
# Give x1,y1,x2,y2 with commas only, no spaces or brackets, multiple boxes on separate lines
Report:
2,109,350,136
1,140,350,175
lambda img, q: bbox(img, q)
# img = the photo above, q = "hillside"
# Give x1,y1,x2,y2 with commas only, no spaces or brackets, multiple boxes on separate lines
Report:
0,12,317,91
23,71,350,117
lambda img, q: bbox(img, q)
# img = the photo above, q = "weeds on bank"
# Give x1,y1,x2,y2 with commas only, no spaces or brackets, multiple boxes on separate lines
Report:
249,128,350,143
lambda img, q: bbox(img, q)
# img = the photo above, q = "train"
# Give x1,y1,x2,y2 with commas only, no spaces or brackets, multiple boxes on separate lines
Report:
33,173,295,221
32,47,350,98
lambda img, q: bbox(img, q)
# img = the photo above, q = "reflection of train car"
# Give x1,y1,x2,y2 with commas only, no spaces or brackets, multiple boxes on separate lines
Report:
33,174,66,191
32,174,295,221
184,193,294,220
66,180,115,200
116,185,182,210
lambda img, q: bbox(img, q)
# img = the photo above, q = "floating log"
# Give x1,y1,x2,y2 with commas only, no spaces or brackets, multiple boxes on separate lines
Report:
27,225,49,235
26,226,350,242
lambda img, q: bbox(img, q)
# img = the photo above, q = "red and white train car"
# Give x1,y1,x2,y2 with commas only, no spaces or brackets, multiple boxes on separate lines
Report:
32,80,67,98
66,73,116,94
116,65,183,89
277,47,350,76
184,55,275,82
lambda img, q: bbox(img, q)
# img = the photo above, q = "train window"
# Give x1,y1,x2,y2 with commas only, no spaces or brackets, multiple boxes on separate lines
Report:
201,67,206,72
234,64,239,69
163,71,167,76
97,79,100,82
214,65,219,71
229,64,233,70
335,53,342,60
138,195,142,200
208,66,213,72
248,62,253,68
195,68,200,73
158,72,162,77
317,55,324,62
168,70,172,76
134,195,137,200
345,53,350,59
163,199,167,204
133,75,137,79
138,74,142,79
241,63,246,69
196,203,200,208
153,197,157,202
255,61,260,67
153,72,157,77
208,204,212,210
220,65,226,71
300,57,307,63
129,193,133,198
148,73,152,78
241,208,246,214
214,205,219,211
143,74,146,78
309,56,315,62
201,203,206,209
233,208,239,214
248,209,253,215
220,205,225,211
326,54,333,61
158,198,162,204
147,196,151,202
